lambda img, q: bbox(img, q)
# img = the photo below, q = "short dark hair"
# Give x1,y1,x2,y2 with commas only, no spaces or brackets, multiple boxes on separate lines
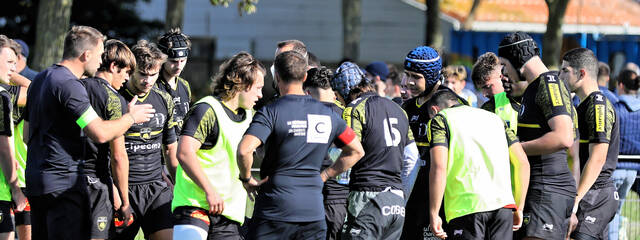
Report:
562,48,598,78
598,62,610,78
472,52,500,87
212,51,266,100
97,39,136,73
277,39,307,57
426,89,459,110
347,80,376,102
131,40,167,72
618,69,639,91
303,66,332,90
62,25,105,60
308,52,320,68
274,51,307,83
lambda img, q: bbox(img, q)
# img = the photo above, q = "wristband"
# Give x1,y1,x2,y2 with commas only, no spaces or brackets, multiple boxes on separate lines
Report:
239,175,252,183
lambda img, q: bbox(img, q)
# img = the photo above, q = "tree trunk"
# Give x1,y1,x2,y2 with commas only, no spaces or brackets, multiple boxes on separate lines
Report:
542,0,569,70
425,0,442,48
462,0,481,30
342,0,361,61
32,0,73,71
166,0,185,30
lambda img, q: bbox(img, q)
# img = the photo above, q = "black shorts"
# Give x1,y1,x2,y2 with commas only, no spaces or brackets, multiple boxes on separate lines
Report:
247,217,326,240
86,176,113,239
514,189,574,240
342,190,405,240
446,208,513,240
401,165,443,240
324,200,347,240
0,201,14,233
14,188,31,226
173,206,243,240
29,188,90,240
571,185,618,240
113,180,173,239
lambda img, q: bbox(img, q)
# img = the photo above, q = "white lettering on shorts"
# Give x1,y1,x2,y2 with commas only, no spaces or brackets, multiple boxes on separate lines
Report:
543,223,554,232
306,114,331,143
350,228,361,236
453,229,463,236
585,216,597,224
381,205,405,217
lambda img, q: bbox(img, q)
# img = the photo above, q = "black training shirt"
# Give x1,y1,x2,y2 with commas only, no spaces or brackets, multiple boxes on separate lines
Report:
180,97,247,148
576,91,619,188
156,75,191,136
119,86,177,184
517,71,577,196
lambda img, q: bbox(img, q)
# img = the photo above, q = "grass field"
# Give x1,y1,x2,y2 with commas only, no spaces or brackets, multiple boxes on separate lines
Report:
621,190,640,240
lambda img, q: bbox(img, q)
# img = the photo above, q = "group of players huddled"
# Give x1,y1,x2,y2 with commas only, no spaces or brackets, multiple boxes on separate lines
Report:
0,26,620,240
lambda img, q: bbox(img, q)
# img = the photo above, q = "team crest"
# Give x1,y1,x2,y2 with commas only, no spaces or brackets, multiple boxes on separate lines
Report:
97,216,107,231
140,128,152,140
523,214,530,225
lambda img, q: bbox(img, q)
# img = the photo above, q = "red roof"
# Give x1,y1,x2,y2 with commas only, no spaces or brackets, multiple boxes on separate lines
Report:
436,0,640,27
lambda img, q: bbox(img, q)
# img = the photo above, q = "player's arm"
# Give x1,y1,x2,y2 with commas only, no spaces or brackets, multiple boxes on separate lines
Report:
9,74,30,88
83,95,155,144
568,139,581,184
178,135,225,214
164,142,178,180
0,96,26,211
16,86,27,107
110,135,130,215
520,114,573,155
237,134,261,182
402,127,420,197
321,127,363,182
427,115,449,239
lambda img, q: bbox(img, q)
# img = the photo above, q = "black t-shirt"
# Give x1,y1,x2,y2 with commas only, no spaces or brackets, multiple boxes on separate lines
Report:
576,91,619,188
320,102,349,202
517,71,577,196
81,77,127,180
344,92,413,191
24,64,93,196
155,75,191,136
180,97,247,148
0,89,12,137
119,86,177,184
245,94,355,222
0,83,21,124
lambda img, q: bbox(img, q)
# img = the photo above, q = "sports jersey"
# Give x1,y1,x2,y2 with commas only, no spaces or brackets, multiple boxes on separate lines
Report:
155,75,191,135
517,71,577,196
81,77,128,180
245,94,355,222
0,87,13,201
481,92,521,133
576,91,619,187
428,105,518,222
173,96,252,224
24,64,95,196
321,102,349,202
0,83,27,188
0,83,21,124
343,92,413,191
180,98,246,148
119,86,176,184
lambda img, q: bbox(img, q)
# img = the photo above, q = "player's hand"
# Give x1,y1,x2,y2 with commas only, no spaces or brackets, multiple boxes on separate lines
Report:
501,74,513,95
120,203,134,227
243,176,269,201
206,190,224,215
127,95,155,124
430,214,447,239
512,209,523,231
113,189,122,210
11,186,27,212
566,213,578,240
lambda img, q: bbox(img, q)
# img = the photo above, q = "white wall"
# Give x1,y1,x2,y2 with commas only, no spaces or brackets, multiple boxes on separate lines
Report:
137,0,429,63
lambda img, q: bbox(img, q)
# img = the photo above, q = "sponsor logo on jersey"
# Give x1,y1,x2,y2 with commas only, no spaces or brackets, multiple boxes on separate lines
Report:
595,104,605,132
381,205,405,216
549,83,563,107
307,114,331,143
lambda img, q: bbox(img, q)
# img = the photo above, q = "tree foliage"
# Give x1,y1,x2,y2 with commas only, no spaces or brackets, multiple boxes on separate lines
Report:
543,0,570,70
209,0,259,16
